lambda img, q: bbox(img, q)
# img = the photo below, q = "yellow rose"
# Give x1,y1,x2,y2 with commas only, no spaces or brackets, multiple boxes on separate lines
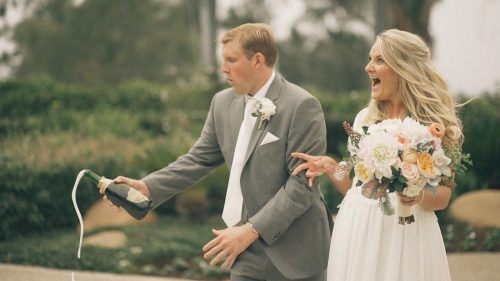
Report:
354,162,374,182
401,149,418,163
417,152,435,177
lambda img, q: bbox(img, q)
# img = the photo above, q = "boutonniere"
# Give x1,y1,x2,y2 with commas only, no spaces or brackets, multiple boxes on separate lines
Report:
252,98,276,129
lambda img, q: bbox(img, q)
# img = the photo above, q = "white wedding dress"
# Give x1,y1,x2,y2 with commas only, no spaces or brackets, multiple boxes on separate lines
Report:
327,108,451,281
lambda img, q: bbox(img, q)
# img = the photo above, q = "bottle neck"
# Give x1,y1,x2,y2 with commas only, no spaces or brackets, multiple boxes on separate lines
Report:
84,170,102,185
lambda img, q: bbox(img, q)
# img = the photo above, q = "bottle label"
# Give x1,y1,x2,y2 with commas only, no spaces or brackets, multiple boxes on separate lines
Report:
99,178,149,204
126,188,149,203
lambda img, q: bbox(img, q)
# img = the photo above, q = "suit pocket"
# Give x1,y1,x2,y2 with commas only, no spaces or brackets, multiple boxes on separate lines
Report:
260,132,280,146
256,138,283,154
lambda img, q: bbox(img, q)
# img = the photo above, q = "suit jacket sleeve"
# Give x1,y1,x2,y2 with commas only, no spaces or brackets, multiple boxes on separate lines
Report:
249,95,327,245
142,96,225,209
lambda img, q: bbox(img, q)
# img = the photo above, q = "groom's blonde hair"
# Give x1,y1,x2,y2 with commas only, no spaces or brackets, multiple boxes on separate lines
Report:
221,23,277,67
366,29,463,146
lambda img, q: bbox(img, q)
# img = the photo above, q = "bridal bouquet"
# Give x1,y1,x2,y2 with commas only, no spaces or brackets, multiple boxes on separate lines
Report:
334,117,457,224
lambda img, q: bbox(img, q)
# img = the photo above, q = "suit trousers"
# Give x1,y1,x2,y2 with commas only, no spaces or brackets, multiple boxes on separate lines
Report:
230,240,326,281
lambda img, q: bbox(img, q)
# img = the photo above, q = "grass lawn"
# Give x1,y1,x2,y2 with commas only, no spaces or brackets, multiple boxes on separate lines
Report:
0,216,230,280
0,214,498,280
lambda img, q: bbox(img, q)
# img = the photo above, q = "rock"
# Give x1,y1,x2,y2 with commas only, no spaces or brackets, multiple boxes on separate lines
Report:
82,200,158,232
449,189,500,228
83,230,128,248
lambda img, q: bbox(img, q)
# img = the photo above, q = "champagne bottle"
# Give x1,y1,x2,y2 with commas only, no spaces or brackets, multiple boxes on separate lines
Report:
84,169,152,220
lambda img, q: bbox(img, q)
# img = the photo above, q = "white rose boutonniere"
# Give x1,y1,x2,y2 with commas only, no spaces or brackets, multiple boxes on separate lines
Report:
252,98,276,129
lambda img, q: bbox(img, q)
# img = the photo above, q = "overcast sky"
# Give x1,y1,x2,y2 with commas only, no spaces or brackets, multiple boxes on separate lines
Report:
431,0,500,96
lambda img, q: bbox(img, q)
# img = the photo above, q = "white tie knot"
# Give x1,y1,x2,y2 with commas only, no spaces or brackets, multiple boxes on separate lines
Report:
245,98,258,116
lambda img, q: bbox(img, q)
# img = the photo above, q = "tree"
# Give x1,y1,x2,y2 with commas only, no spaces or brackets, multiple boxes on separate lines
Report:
375,0,439,46
219,0,271,29
278,0,441,92
278,29,370,93
0,0,40,79
277,0,372,92
13,0,203,84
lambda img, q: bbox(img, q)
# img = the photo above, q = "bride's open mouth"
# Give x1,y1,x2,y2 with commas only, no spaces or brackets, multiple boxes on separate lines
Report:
370,77,381,89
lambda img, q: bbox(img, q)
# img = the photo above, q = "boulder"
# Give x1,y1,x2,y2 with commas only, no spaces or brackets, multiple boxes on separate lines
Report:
82,200,158,232
83,230,127,248
449,189,500,228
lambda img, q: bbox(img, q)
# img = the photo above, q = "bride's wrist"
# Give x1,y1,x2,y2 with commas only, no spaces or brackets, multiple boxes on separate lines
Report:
417,191,425,205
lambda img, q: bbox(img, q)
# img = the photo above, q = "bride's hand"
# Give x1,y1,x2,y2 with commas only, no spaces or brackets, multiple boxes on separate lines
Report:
397,191,424,206
291,152,337,187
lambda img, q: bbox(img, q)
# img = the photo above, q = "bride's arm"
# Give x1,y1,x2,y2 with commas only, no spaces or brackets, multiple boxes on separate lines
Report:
399,185,452,211
325,169,352,195
291,153,352,194
418,186,452,211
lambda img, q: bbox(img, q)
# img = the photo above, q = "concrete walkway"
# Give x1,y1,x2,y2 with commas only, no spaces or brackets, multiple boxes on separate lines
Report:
447,252,499,281
1,252,499,281
0,263,192,281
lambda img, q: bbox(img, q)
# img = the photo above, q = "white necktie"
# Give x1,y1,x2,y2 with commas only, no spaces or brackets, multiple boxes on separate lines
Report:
222,98,257,226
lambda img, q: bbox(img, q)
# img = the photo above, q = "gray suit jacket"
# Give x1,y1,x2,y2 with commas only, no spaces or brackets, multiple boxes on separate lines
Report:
143,74,332,279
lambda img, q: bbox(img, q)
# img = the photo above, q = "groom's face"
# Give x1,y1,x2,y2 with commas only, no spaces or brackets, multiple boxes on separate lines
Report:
221,40,259,95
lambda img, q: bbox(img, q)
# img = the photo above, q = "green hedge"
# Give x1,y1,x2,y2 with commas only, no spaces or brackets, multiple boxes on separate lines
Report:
0,154,126,240
0,78,498,241
0,77,215,241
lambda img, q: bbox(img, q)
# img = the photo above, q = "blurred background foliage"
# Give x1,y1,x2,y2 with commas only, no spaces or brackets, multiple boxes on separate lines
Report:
13,0,203,84
0,0,498,276
1,76,498,242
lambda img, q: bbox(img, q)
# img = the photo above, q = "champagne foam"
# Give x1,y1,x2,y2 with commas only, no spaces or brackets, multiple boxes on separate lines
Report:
71,170,87,259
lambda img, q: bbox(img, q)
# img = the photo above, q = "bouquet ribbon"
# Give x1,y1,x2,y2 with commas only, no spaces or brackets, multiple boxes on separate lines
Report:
397,200,415,225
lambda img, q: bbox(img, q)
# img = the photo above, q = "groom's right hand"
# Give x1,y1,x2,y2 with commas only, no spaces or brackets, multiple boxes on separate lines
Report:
102,176,152,208
202,223,259,269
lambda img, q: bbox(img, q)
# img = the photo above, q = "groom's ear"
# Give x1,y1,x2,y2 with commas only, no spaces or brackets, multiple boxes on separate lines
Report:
253,52,266,68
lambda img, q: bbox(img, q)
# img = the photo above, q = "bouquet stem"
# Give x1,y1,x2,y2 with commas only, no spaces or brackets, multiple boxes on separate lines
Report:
397,201,415,225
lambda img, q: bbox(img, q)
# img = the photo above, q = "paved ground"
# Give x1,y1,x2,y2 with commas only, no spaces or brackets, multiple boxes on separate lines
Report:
0,263,192,281
1,252,499,281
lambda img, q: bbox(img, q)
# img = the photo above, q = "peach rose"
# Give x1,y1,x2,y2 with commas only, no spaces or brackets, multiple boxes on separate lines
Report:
400,161,419,181
429,123,446,138
417,152,436,178
401,149,418,163
398,134,409,145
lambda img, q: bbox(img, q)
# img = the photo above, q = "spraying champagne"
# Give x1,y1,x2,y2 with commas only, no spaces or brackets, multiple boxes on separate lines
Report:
72,169,152,259
83,169,152,220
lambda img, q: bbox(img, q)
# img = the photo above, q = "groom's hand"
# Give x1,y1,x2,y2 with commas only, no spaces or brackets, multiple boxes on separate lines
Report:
202,223,259,269
101,176,151,209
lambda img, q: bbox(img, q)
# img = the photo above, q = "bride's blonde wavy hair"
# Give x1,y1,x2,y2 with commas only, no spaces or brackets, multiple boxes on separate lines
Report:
366,29,463,146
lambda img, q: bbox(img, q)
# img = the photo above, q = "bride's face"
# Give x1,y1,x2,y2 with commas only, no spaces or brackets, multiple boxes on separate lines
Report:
365,42,400,103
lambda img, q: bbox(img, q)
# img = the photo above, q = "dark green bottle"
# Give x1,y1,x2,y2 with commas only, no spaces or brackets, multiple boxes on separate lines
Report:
84,169,152,220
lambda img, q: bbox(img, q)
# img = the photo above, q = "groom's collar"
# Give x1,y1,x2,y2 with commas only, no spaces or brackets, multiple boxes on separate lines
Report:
246,70,275,102
264,71,283,102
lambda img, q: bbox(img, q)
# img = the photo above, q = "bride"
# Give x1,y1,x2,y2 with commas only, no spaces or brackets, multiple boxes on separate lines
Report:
292,29,464,281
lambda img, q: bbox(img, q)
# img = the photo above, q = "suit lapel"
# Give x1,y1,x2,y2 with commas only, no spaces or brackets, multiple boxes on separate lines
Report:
242,74,283,165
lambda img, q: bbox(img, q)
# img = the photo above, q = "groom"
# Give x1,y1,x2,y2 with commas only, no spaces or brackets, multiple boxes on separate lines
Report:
111,23,332,281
